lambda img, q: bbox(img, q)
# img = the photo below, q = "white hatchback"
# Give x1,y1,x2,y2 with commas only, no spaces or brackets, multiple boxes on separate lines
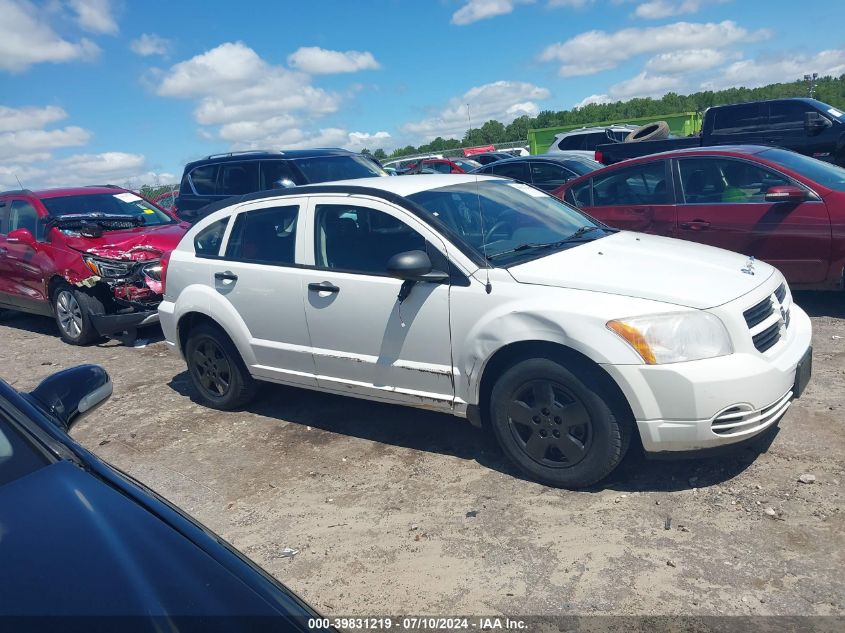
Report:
159,175,812,488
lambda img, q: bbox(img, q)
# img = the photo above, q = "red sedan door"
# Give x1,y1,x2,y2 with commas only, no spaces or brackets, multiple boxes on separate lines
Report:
585,160,677,236
675,156,831,283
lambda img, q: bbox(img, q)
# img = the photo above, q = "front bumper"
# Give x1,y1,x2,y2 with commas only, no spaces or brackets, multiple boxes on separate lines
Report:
90,310,159,337
601,304,812,453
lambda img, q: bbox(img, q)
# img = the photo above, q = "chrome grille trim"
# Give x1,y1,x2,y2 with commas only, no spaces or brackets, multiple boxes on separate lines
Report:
710,390,792,437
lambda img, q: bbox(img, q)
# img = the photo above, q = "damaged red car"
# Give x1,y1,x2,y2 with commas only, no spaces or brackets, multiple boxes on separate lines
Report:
0,186,188,345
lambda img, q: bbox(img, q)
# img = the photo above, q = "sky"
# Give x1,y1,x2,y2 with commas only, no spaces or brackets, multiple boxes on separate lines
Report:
1,0,844,189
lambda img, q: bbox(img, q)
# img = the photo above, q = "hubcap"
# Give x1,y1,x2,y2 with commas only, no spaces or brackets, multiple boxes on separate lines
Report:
191,338,232,397
506,379,592,468
56,290,83,338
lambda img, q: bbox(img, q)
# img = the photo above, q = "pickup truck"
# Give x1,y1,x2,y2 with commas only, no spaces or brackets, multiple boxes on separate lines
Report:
595,98,845,166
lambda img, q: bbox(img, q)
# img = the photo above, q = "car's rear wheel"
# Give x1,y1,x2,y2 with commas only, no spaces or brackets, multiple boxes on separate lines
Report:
51,284,104,345
489,358,631,489
185,322,256,410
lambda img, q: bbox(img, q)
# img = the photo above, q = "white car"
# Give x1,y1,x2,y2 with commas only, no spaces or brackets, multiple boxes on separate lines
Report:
546,125,638,156
158,175,812,488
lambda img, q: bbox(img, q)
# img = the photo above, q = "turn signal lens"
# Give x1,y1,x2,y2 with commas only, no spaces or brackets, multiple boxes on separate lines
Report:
607,320,657,364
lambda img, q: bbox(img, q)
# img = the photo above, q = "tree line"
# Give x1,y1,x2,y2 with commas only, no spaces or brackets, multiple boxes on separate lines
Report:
367,74,845,160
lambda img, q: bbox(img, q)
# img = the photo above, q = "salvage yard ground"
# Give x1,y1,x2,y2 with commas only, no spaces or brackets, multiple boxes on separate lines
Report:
1,292,843,617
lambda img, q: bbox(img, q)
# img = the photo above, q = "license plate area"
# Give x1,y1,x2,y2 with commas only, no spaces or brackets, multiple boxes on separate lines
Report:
793,346,812,398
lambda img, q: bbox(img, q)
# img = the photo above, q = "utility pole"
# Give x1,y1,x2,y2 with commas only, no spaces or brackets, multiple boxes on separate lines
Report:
803,73,818,98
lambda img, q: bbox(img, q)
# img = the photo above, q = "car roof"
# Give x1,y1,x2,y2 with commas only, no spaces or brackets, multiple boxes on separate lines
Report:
303,174,500,196
555,125,636,137
0,186,131,199
183,147,356,170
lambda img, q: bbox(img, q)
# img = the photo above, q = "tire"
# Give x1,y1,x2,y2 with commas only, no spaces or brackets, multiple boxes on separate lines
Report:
624,121,670,143
51,283,104,345
488,358,631,489
185,322,257,410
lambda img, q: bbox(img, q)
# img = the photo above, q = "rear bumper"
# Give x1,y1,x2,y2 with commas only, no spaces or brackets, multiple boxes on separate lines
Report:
91,310,159,336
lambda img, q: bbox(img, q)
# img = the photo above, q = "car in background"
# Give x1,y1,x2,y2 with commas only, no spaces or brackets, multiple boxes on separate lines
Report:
553,146,845,290
470,152,516,166
159,174,811,489
177,148,387,222
404,158,481,174
595,98,845,166
547,125,637,156
153,189,179,213
472,155,602,192
0,365,326,627
383,155,443,172
0,186,188,345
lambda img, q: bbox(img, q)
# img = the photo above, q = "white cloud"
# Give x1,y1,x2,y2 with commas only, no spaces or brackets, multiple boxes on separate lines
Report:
573,94,611,108
451,0,530,25
0,105,91,162
702,49,845,90
606,71,685,100
153,42,385,152
402,80,550,141
130,33,170,57
539,20,769,76
69,0,118,34
287,47,381,74
548,0,593,6
0,0,100,72
0,105,68,133
645,48,732,74
634,0,727,19
232,128,394,153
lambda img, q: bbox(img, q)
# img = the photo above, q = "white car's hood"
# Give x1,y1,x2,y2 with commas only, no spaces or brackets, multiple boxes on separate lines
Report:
507,231,774,309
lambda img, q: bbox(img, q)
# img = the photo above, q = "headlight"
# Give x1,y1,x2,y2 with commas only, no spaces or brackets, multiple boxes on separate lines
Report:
607,312,733,364
141,262,162,281
83,256,134,279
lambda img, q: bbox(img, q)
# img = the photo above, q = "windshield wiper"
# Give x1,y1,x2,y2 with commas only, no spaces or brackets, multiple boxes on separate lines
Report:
486,226,612,260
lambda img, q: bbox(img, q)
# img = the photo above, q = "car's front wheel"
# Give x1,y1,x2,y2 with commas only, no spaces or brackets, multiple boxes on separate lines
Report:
51,284,104,345
185,322,257,410
489,357,631,489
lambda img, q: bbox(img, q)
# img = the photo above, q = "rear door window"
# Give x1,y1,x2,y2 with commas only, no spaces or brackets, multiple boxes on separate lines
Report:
189,165,220,195
566,180,592,208
225,205,299,265
491,161,530,182
260,161,298,190
530,162,575,191
593,162,669,205
218,163,259,196
711,103,766,134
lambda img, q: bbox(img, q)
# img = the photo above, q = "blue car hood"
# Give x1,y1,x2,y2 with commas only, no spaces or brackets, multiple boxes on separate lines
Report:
0,461,282,617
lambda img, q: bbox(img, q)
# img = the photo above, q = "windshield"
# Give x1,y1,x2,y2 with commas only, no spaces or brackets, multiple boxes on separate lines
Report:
454,159,482,171
293,155,386,183
41,192,175,226
760,148,845,192
407,180,609,266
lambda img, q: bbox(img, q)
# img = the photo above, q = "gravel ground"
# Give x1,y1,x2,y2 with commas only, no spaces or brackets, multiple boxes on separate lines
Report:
1,291,843,620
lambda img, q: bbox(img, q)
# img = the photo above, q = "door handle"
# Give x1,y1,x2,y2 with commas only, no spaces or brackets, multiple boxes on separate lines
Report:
680,220,711,231
214,271,238,281
308,281,340,294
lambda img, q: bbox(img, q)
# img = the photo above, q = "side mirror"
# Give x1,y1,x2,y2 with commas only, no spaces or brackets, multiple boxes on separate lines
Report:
26,365,112,431
765,185,807,204
6,227,36,248
386,250,449,282
804,111,831,135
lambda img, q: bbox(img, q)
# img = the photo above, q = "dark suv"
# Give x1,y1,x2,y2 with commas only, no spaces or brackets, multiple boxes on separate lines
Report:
176,148,387,221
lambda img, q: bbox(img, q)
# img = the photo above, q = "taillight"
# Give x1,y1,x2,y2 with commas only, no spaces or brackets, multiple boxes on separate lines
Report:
594,150,603,164
159,250,172,295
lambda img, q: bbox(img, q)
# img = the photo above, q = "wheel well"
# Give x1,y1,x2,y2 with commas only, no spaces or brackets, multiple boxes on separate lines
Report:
47,275,68,302
477,340,635,431
177,312,221,355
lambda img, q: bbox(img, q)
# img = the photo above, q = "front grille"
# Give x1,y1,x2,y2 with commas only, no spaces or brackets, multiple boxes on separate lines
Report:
710,390,792,437
753,322,781,352
743,297,774,328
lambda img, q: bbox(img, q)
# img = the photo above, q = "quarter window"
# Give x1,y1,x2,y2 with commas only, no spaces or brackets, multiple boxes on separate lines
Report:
557,135,584,151
679,158,790,204
592,162,669,206
315,204,426,275
193,218,229,258
491,161,530,182
225,205,298,265
0,200,8,234
567,180,592,208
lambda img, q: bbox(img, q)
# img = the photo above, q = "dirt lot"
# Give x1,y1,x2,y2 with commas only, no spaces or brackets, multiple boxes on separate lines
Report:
1,292,843,619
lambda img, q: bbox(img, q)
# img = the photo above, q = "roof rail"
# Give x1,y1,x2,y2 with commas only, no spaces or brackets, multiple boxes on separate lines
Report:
0,189,33,196
86,184,122,189
204,149,280,160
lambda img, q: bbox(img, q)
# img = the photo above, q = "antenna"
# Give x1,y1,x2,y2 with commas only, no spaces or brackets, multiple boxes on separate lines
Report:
467,103,492,294
14,173,25,190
